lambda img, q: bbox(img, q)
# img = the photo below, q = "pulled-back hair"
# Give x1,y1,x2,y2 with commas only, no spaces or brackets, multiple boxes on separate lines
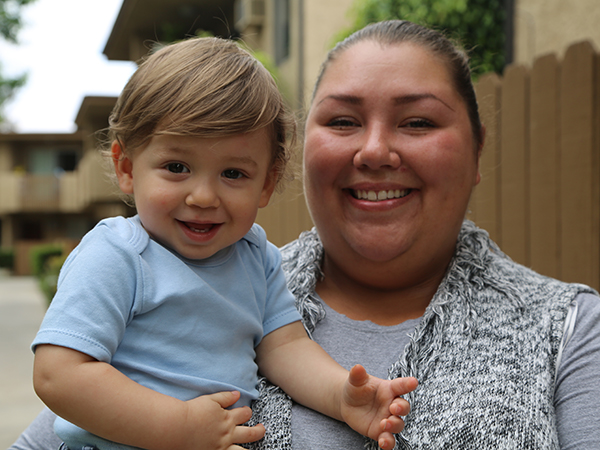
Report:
313,20,483,149
109,36,294,186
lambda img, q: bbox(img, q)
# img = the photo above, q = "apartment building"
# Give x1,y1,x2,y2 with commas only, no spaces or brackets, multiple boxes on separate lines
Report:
0,97,133,274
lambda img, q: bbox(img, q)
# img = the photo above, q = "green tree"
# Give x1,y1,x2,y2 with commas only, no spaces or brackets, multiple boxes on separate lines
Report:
0,0,36,123
336,0,506,77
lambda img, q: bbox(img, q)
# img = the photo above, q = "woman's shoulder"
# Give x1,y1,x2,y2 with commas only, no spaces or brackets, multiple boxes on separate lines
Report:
459,220,597,298
570,292,600,336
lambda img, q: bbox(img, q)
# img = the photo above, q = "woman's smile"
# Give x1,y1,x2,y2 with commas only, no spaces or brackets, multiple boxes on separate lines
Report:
350,188,412,201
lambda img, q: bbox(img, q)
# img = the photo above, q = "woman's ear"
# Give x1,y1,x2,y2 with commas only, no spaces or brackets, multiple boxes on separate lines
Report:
112,140,134,194
474,125,486,186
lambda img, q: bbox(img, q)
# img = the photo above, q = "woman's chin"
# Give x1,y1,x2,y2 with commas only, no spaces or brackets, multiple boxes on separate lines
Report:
350,241,411,263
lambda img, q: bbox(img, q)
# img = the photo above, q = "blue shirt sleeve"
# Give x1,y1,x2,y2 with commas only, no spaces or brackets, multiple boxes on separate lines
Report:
262,238,302,336
32,217,147,362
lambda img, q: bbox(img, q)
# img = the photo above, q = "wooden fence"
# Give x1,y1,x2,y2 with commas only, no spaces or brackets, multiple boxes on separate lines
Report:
255,171,314,249
256,40,600,291
469,40,600,291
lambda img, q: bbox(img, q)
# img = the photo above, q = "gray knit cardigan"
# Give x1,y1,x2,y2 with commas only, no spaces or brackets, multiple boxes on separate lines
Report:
246,220,595,449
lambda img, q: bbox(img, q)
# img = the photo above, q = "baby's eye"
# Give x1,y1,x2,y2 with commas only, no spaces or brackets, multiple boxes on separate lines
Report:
327,118,359,128
166,163,189,174
222,169,244,180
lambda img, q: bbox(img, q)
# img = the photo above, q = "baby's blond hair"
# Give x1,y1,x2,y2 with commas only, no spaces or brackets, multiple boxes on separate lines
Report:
108,36,294,187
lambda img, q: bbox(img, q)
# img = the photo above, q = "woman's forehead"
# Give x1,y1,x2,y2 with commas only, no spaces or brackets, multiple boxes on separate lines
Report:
313,41,454,102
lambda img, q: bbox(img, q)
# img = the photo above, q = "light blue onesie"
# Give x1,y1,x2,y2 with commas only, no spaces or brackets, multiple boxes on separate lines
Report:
32,216,301,450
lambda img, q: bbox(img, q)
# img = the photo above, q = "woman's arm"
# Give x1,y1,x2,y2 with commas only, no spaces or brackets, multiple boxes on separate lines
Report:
555,293,600,449
255,321,417,450
33,344,264,450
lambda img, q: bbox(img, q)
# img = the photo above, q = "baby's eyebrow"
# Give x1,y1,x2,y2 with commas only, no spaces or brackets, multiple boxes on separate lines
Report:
318,94,362,106
158,145,194,156
225,156,258,167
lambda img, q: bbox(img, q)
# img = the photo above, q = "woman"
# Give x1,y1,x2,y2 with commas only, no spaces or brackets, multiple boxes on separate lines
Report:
246,20,600,449
12,20,600,450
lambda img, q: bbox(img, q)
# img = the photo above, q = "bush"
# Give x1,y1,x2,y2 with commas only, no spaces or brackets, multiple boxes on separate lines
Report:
30,244,65,304
29,244,63,277
38,253,67,304
337,0,507,77
0,247,14,270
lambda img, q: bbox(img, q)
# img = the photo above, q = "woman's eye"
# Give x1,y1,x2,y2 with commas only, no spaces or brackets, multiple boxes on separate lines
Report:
405,119,434,128
222,169,244,180
166,163,189,174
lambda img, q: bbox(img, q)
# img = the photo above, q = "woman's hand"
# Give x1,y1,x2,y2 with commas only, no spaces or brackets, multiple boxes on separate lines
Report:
340,365,418,450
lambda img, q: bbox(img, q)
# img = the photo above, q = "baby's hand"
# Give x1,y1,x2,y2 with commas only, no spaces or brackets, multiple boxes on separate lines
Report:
178,391,265,450
340,365,418,450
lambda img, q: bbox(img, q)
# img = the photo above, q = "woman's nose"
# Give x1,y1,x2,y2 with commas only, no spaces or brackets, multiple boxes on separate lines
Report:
185,182,220,208
353,125,401,169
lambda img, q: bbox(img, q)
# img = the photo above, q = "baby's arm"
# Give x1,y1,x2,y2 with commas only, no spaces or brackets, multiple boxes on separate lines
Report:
33,344,264,450
255,321,418,450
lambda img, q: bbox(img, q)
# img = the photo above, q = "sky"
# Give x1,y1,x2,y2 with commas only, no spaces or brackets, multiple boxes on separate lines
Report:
0,0,137,133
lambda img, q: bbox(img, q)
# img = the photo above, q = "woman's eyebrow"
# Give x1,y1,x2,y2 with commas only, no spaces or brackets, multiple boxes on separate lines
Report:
318,92,455,112
394,93,455,112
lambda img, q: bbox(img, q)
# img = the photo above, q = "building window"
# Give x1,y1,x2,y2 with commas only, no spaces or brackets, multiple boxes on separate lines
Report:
28,148,80,174
57,151,78,172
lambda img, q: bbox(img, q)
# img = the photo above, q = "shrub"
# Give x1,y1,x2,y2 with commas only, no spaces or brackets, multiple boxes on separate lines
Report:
30,244,65,304
337,0,507,77
29,244,63,277
38,253,67,304
0,247,14,270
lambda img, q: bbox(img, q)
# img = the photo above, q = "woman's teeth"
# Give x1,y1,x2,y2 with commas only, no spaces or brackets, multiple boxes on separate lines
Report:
353,189,411,201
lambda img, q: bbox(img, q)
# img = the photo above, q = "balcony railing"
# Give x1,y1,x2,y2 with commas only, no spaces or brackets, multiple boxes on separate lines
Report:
0,151,118,214
20,175,60,211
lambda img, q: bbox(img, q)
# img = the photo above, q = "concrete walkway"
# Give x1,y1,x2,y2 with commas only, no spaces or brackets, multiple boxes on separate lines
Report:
0,274,47,449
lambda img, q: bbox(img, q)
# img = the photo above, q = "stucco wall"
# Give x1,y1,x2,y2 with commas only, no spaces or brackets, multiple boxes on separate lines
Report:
303,0,354,107
514,0,600,64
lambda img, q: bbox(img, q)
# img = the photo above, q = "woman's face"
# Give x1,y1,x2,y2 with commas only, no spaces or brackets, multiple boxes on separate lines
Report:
304,41,481,287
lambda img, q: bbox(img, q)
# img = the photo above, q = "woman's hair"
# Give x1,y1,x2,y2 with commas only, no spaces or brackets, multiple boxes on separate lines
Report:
313,20,483,149
108,36,295,187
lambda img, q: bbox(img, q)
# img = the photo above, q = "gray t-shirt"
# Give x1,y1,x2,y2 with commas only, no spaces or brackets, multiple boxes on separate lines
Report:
291,293,600,449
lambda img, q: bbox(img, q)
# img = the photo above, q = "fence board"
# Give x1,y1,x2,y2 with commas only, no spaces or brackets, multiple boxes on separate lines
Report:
471,73,502,244
560,41,598,287
500,65,530,266
529,54,560,279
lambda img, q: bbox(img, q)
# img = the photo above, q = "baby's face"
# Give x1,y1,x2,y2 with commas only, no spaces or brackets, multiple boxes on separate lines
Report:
115,128,276,260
